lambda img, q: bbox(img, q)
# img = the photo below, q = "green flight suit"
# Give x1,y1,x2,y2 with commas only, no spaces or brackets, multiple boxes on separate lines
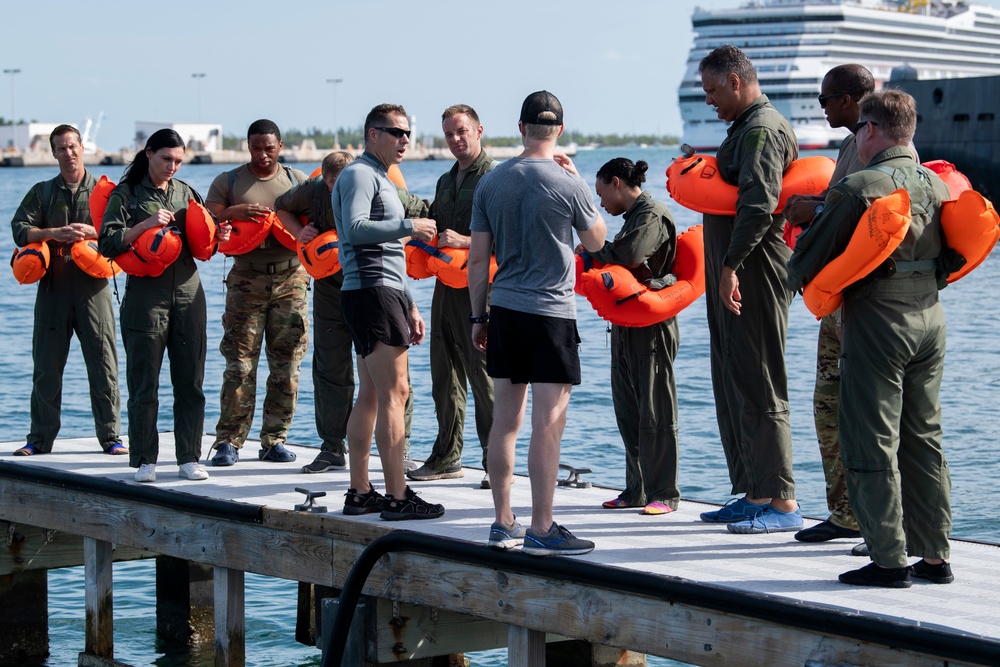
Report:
10,171,121,452
589,191,680,508
787,146,952,568
98,177,207,468
422,150,497,472
704,94,798,500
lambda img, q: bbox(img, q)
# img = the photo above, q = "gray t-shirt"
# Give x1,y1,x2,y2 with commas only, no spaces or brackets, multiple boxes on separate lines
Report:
471,157,599,319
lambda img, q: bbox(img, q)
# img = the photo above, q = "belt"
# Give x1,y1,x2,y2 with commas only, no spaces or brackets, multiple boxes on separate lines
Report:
874,257,937,279
51,245,73,257
234,257,301,274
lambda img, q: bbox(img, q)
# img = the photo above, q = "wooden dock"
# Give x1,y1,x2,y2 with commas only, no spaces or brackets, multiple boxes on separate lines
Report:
1,435,998,667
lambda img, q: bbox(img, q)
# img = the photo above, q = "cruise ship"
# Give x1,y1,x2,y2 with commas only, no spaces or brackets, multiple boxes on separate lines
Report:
679,0,1000,150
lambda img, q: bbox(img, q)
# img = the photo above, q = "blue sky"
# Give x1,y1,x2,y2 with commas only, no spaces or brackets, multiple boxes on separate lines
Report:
3,0,999,150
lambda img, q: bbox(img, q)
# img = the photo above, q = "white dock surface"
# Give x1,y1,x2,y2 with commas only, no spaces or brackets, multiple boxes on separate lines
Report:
4,435,998,644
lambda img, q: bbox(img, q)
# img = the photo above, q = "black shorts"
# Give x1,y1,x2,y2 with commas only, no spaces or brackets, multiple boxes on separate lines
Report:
487,305,581,385
341,287,410,358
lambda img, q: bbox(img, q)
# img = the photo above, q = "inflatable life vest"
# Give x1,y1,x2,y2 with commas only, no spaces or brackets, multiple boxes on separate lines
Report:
940,189,1000,284
270,215,299,251
802,189,911,318
88,175,116,234
923,160,973,200
406,237,438,279
218,212,273,256
666,154,835,216
71,240,121,279
10,241,50,285
424,246,499,289
185,200,217,261
112,226,183,278
298,228,341,279
575,225,706,327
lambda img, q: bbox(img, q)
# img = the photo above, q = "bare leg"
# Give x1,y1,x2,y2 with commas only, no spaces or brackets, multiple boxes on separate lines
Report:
351,342,410,498
347,353,377,494
488,379,528,526
526,383,572,533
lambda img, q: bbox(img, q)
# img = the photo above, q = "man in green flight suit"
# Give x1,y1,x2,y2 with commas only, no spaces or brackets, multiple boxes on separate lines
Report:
407,104,496,489
10,124,123,457
788,89,954,588
696,45,802,534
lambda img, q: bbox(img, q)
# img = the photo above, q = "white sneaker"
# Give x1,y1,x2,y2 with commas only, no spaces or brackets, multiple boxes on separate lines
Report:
134,464,156,483
178,462,209,480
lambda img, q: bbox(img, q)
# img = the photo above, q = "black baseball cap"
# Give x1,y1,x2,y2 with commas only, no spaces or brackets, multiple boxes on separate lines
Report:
519,90,563,126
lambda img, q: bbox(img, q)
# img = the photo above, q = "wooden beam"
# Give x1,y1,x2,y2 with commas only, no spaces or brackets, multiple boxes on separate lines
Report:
213,566,245,667
1,521,154,575
83,537,114,659
509,626,545,666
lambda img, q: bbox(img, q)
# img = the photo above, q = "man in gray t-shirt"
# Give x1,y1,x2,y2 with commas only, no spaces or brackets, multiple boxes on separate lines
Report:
469,90,606,557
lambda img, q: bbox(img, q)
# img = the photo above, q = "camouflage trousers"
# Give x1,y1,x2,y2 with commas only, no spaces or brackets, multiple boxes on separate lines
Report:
215,264,309,449
814,311,858,530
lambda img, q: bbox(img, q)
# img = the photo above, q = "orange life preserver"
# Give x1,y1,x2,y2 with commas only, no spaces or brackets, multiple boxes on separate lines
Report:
71,239,121,279
405,237,438,279
923,160,972,200
309,166,322,178
666,154,835,216
941,189,1000,284
424,245,499,289
112,226,183,278
11,241,50,285
802,189,911,318
218,212,273,256
185,200,217,261
298,228,341,279
271,214,299,251
387,163,407,190
88,175,116,234
575,225,706,327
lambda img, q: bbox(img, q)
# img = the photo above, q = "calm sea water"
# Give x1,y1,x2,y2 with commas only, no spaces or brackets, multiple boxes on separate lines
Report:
1,146,997,666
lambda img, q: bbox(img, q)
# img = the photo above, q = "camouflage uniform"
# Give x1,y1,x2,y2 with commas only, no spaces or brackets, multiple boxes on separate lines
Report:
98,177,207,467
11,171,121,452
209,165,309,450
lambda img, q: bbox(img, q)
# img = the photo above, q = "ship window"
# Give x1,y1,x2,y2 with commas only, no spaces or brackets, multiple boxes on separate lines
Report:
933,88,944,105
953,114,970,122
979,113,995,121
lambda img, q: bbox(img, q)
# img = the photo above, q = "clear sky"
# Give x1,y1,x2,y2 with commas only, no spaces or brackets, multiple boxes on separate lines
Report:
3,0,999,151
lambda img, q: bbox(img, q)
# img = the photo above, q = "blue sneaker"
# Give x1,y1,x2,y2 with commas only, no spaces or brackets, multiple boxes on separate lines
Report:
727,507,804,534
488,518,526,550
700,497,769,523
522,523,594,557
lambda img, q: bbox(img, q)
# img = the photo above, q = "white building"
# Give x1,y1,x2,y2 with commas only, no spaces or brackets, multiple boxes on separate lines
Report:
135,121,223,152
0,122,68,153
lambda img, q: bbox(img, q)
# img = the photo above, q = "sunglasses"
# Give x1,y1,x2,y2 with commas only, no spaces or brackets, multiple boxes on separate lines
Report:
375,126,411,139
817,92,846,108
853,119,878,134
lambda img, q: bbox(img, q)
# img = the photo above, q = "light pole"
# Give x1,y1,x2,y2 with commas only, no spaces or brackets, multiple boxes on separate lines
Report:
192,73,207,122
326,78,343,148
4,68,21,152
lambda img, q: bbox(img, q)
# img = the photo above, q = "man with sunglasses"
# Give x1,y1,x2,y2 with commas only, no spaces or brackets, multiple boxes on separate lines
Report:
332,103,445,520
783,64,875,547
788,89,953,588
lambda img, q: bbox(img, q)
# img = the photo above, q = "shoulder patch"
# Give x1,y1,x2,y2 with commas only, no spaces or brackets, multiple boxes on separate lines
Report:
744,128,767,154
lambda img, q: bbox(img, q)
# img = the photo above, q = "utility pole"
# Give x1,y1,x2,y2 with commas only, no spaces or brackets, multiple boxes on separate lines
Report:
192,73,207,123
4,68,21,151
326,78,343,148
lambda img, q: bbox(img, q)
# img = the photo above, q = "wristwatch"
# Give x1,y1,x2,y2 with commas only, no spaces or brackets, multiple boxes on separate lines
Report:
469,312,489,324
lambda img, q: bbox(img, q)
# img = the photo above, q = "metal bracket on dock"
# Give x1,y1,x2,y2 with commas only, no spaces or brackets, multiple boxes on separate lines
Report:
557,464,592,489
293,488,328,513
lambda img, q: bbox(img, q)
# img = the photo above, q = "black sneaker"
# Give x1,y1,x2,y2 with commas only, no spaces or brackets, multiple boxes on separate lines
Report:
839,562,911,588
909,559,954,584
301,450,346,473
522,522,595,557
406,461,464,481
343,486,387,515
380,486,445,521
